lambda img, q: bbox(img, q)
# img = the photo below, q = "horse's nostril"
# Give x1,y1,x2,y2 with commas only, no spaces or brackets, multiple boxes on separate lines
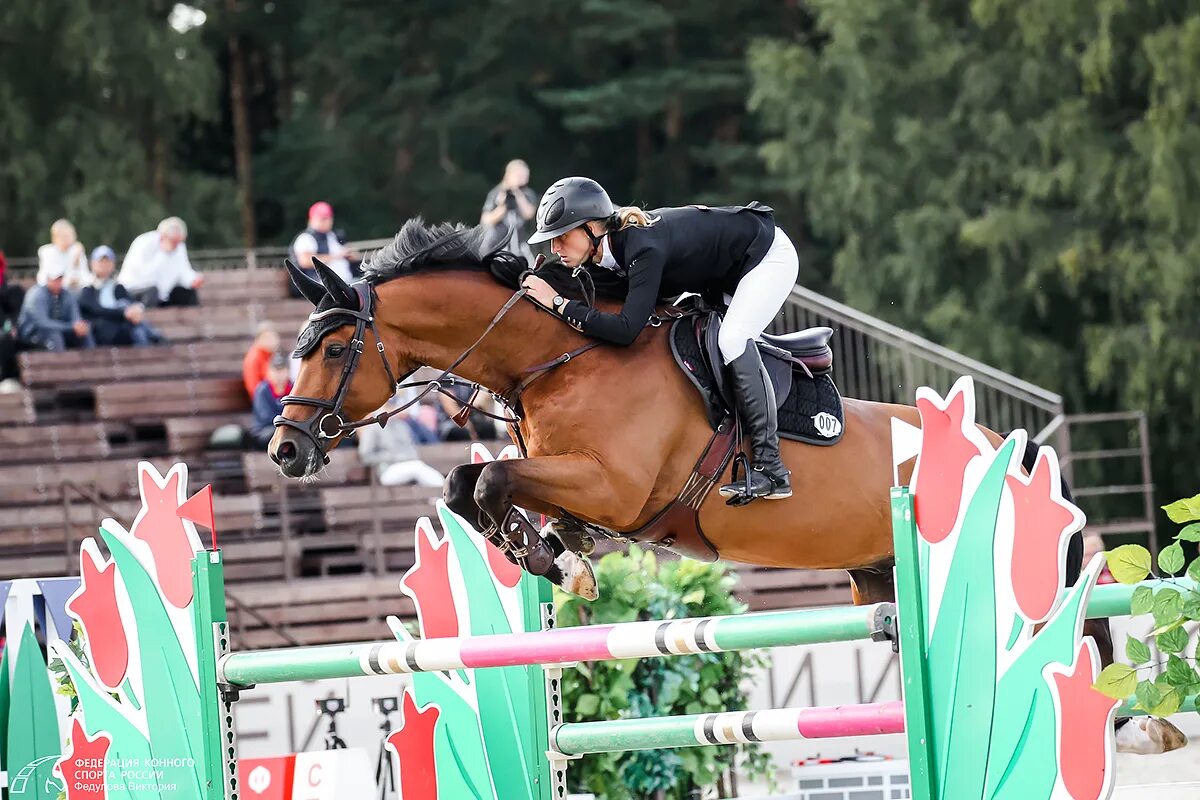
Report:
276,440,297,464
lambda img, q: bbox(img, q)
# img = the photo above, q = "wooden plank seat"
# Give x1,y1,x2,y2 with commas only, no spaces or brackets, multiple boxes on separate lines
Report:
0,389,35,425
0,492,263,549
18,340,256,388
165,413,251,453
0,456,182,504
224,574,414,648
145,300,311,343
0,422,111,464
94,377,248,421
241,451,367,492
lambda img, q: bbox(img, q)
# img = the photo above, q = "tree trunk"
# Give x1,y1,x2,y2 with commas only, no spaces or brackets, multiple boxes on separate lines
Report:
227,0,256,247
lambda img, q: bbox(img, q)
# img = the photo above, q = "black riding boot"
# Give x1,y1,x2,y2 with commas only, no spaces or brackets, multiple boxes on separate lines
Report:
718,345,792,501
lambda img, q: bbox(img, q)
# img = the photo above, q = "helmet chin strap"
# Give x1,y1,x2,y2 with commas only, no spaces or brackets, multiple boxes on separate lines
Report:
579,217,612,265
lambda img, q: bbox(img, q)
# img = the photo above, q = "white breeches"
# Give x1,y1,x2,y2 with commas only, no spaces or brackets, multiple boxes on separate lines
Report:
378,461,445,488
717,227,799,364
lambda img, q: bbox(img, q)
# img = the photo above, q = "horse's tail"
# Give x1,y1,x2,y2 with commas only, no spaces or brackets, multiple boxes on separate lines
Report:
1013,434,1084,586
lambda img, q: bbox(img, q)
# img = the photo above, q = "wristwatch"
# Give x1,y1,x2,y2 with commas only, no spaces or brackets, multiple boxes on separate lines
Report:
552,295,566,312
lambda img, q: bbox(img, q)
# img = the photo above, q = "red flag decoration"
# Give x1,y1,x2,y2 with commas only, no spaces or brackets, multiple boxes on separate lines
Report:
177,484,217,549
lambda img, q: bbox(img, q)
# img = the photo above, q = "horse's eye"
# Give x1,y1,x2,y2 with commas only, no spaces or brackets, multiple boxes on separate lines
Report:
325,343,346,358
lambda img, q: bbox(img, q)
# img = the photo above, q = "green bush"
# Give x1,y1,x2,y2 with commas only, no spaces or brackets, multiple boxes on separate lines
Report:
556,547,775,799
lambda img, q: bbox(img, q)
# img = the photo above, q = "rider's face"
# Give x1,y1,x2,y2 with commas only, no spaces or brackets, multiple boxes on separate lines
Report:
550,226,595,267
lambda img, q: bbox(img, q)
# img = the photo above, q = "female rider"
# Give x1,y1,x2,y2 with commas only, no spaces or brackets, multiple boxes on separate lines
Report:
521,176,799,501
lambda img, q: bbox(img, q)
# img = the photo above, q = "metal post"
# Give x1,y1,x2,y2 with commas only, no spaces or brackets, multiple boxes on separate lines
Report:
1137,413,1156,551
280,482,294,582
370,468,385,576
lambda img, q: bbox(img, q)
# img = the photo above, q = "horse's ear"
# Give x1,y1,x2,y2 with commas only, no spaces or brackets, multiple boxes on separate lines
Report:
313,257,358,309
285,259,327,306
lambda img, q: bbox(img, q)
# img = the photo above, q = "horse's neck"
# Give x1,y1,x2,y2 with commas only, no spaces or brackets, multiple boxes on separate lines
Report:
377,271,583,393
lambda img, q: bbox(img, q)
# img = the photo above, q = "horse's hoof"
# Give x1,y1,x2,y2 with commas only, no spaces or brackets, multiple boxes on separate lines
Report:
1115,716,1189,754
555,549,599,601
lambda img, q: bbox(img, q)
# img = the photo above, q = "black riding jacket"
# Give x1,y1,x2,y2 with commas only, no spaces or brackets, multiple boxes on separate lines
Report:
560,202,776,345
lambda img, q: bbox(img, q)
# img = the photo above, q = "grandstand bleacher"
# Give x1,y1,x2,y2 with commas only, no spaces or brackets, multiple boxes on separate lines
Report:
0,265,852,649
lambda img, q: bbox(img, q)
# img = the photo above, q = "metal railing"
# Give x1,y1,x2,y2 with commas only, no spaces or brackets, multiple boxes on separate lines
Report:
774,286,1065,442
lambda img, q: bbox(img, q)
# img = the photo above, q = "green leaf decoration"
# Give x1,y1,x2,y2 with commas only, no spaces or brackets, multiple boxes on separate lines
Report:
1176,522,1200,542
1094,664,1138,700
1107,544,1152,584
1157,626,1190,654
1130,585,1154,615
1183,596,1200,621
1163,493,1200,524
1189,558,1200,584
1164,655,1198,688
1135,680,1162,711
1159,542,1186,575
1147,686,1183,718
1152,589,1184,628
1125,635,1151,665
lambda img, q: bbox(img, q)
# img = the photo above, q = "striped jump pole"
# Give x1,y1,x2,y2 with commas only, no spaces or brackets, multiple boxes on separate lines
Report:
216,602,897,687
214,578,1163,688
550,701,907,756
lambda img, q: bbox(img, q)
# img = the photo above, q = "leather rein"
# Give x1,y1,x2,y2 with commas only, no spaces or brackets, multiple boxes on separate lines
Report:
273,264,601,464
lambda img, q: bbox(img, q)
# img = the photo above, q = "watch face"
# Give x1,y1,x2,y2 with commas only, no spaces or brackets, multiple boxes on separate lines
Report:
553,296,564,307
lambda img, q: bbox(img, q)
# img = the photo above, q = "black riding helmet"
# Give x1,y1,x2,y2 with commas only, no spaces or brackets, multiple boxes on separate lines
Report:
527,177,615,245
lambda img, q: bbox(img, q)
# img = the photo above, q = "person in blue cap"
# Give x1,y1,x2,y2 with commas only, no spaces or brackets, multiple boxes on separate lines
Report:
78,245,164,347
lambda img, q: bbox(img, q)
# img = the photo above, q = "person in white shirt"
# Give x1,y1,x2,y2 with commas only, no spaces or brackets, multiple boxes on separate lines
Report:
37,219,90,290
289,201,357,293
117,217,205,307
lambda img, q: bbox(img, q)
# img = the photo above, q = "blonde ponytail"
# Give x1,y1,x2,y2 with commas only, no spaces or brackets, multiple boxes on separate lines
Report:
613,206,658,230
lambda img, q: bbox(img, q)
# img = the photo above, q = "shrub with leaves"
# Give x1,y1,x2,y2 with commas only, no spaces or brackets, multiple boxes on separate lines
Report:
1095,492,1200,716
556,547,775,800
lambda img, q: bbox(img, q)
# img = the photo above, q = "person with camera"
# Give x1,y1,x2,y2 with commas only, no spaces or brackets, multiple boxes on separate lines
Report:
480,159,538,261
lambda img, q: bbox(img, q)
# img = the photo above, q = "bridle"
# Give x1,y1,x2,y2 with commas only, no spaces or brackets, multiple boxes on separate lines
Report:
274,268,601,465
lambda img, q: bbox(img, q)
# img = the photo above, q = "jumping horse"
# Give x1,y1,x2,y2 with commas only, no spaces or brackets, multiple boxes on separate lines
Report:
268,219,1181,753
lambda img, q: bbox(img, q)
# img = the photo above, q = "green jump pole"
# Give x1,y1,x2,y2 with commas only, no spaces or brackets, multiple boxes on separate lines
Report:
1087,579,1197,619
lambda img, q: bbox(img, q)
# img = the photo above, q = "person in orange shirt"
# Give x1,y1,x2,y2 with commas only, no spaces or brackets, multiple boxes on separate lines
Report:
242,322,280,400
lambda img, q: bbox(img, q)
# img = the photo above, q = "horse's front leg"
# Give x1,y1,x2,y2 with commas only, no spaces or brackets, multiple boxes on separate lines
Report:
474,454,648,599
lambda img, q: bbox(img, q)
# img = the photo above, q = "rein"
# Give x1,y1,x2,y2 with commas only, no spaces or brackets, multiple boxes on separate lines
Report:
274,256,600,462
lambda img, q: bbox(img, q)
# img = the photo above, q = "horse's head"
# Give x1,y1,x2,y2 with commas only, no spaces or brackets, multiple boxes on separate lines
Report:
269,258,415,477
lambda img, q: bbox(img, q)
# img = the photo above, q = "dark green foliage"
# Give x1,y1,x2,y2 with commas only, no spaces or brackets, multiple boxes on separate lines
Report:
556,548,774,799
749,0,1200,509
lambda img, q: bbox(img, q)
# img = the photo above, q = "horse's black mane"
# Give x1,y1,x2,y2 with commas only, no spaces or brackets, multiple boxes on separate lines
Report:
362,217,626,301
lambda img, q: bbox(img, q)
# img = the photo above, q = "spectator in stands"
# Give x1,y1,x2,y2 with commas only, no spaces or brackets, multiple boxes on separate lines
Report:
118,217,204,307
480,159,538,262
436,380,503,442
242,322,281,399
37,219,90,290
358,395,445,488
17,261,94,352
0,244,23,388
289,202,358,292
78,246,163,347
250,352,292,448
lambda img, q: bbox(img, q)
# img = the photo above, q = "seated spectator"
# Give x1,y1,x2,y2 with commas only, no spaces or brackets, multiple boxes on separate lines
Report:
437,380,503,442
17,262,94,352
358,395,445,488
0,245,25,386
78,246,163,347
250,353,292,448
118,217,204,307
391,386,439,445
289,202,357,292
242,322,281,399
37,219,90,290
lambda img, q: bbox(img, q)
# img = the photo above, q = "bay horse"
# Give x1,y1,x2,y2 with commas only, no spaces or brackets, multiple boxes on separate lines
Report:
266,220,1185,754
270,219,941,606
